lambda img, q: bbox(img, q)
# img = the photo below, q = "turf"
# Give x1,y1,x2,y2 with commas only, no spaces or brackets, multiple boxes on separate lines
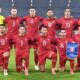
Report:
0,48,80,80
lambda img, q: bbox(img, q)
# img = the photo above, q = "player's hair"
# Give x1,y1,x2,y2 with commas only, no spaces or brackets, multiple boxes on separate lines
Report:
65,8,71,12
29,7,36,10
47,8,53,12
19,24,26,30
11,7,17,11
0,24,6,27
39,24,48,30
60,28,66,31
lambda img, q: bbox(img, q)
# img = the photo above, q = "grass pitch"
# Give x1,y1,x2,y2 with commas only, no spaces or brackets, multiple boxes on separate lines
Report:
0,49,80,80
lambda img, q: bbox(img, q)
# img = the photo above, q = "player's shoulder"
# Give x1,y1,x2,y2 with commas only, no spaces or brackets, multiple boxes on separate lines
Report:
37,16,43,18
17,16,22,19
5,16,11,19
23,16,29,19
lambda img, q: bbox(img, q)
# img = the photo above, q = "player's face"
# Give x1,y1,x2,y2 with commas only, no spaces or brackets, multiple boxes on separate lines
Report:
19,27,26,35
78,27,80,33
60,30,66,37
41,27,48,35
29,8,36,17
47,10,53,18
64,9,71,18
0,26,7,34
11,9,17,17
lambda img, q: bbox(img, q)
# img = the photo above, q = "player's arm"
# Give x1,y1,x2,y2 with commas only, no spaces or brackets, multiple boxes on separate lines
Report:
73,19,78,30
56,19,62,30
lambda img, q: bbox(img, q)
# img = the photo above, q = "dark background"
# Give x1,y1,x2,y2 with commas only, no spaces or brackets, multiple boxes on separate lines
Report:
0,0,80,18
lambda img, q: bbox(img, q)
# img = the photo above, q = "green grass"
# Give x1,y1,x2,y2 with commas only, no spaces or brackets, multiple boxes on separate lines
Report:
0,48,80,80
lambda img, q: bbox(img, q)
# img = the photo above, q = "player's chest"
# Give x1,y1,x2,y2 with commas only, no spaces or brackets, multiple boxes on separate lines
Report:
39,38,51,45
58,39,67,48
62,20,74,28
27,18,39,24
8,19,20,26
0,37,9,45
16,38,28,46
45,20,56,28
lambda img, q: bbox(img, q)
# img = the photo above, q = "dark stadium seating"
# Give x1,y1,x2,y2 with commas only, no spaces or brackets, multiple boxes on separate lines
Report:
0,0,80,18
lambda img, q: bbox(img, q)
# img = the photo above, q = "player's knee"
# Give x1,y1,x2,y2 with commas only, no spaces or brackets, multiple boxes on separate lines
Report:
52,52,57,59
3,52,10,57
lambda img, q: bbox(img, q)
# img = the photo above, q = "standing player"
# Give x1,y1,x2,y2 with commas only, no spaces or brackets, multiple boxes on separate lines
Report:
13,24,30,76
0,24,11,76
42,9,58,38
36,25,57,75
42,9,58,53
23,7,43,70
58,8,77,37
0,8,5,25
73,26,80,70
4,8,22,36
56,29,75,74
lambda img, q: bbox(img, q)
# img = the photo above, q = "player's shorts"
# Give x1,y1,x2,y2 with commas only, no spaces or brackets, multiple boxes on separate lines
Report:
0,50,10,66
38,51,55,66
16,50,29,59
28,39,38,49
51,44,57,53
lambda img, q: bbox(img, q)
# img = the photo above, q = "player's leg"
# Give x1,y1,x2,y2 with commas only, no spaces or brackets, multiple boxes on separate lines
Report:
77,58,80,70
24,53,29,76
0,52,3,72
16,52,22,72
3,51,10,76
47,51,57,74
59,56,66,72
75,52,80,70
33,42,39,70
69,59,74,75
38,54,46,72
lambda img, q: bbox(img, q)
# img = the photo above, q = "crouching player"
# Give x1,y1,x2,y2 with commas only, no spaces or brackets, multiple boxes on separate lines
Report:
73,26,80,70
36,25,57,75
0,24,11,75
13,24,30,76
56,29,75,74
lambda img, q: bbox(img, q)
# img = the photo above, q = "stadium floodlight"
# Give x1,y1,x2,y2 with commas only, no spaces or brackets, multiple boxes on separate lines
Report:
67,0,71,8
12,0,15,8
30,0,33,7
49,0,52,8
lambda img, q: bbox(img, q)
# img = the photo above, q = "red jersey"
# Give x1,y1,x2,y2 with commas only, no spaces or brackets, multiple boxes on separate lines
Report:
13,34,29,52
77,19,80,26
42,18,57,38
58,17,77,37
37,35,53,55
56,37,73,56
73,34,80,50
0,34,11,51
23,16,43,40
4,16,22,35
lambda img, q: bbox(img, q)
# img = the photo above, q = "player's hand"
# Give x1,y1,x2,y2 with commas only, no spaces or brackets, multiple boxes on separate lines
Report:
70,47,74,52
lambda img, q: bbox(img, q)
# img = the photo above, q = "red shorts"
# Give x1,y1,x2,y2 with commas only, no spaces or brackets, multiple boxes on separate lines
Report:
16,50,29,59
28,40,38,49
38,51,55,66
0,50,10,66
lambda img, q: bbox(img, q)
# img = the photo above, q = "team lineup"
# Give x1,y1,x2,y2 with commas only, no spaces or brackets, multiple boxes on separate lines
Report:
0,7,80,76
